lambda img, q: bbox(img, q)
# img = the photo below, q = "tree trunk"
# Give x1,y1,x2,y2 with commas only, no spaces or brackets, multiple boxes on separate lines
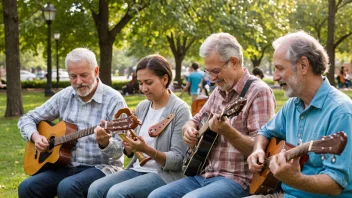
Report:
327,0,336,86
251,58,261,68
92,0,148,86
2,0,24,117
99,40,113,86
174,55,184,86
167,33,195,86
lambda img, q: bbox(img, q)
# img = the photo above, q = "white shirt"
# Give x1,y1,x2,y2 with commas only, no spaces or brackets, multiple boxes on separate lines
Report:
131,105,165,173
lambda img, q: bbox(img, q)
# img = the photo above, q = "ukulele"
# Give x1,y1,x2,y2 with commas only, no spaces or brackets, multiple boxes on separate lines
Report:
250,132,348,195
24,108,139,176
183,97,247,176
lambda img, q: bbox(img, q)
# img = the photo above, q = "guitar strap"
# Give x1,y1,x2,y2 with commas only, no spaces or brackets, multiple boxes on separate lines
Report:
240,78,256,98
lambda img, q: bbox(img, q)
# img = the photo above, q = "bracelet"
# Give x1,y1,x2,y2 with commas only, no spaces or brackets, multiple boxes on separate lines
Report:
152,149,158,160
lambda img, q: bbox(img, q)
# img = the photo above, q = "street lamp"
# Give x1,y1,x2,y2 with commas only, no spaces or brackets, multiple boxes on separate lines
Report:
54,31,60,89
42,3,56,96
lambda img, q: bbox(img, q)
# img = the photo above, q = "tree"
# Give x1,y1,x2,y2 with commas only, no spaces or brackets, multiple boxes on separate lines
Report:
222,0,294,68
291,0,352,86
326,0,352,86
128,0,221,85
88,0,149,86
2,0,24,117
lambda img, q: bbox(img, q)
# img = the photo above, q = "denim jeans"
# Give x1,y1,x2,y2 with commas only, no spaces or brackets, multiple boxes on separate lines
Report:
148,175,250,198
18,165,105,198
88,169,166,198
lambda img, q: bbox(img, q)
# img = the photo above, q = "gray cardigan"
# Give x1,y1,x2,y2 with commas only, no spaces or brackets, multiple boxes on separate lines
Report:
126,91,191,183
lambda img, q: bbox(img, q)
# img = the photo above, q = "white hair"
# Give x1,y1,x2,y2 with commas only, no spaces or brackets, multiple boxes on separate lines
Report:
199,32,243,66
272,31,329,75
65,48,97,70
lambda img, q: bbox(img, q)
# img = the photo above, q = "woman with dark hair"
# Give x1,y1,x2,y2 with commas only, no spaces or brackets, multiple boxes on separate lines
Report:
88,54,191,198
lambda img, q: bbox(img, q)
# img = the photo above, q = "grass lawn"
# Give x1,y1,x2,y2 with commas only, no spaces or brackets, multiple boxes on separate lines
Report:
0,88,351,197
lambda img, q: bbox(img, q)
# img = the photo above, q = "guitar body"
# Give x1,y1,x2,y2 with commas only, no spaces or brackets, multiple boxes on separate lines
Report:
183,127,218,176
24,121,77,176
250,138,308,195
183,97,247,176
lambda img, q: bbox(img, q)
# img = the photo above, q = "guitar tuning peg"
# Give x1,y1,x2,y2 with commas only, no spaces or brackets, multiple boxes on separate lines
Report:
331,155,336,163
321,154,325,161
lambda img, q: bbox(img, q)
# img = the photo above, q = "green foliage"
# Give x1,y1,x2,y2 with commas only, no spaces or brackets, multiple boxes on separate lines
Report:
263,78,275,85
220,0,295,67
290,0,352,58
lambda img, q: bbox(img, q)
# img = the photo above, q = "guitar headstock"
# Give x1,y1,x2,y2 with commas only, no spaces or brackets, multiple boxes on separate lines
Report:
103,108,140,131
222,97,247,117
310,132,347,155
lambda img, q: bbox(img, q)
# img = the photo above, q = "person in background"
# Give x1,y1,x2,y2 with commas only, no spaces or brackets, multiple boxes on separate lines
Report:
247,31,352,197
88,54,191,198
337,66,348,88
198,69,210,96
17,48,126,198
182,62,204,102
149,32,276,198
122,71,137,95
252,67,264,80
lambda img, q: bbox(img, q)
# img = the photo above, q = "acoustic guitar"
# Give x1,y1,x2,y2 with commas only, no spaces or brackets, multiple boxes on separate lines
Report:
250,132,347,195
24,108,139,176
183,97,247,176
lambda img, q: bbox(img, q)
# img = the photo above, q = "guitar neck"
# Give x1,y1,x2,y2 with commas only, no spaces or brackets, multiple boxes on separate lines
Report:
264,142,310,167
285,142,310,161
54,126,96,146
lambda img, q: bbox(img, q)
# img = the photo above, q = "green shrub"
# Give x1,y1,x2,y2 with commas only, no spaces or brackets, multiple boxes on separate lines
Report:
20,80,130,90
263,78,274,85
112,80,130,90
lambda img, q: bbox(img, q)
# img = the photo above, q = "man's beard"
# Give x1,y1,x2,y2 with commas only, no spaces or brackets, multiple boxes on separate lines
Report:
281,75,303,98
73,79,97,97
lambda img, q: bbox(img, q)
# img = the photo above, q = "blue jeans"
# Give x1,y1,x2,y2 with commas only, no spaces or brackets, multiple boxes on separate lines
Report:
148,175,250,198
18,165,105,198
88,169,166,198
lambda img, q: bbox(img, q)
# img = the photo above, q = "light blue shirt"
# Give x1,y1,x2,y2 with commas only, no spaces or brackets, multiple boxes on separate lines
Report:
259,79,352,198
188,71,204,95
18,79,127,174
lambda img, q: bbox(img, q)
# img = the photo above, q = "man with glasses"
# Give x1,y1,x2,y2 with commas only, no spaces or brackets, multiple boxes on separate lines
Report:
149,33,276,197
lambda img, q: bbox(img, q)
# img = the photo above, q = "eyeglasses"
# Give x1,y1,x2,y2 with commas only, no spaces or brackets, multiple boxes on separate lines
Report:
204,61,228,77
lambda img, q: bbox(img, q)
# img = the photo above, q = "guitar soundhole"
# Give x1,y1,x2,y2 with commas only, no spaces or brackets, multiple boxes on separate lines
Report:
48,136,55,150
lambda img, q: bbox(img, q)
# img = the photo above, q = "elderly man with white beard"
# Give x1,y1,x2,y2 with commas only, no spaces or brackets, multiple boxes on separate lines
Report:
18,48,127,198
246,31,352,198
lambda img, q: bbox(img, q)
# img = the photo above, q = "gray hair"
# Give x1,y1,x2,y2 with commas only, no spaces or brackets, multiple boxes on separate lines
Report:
65,48,98,70
199,32,243,66
272,31,329,75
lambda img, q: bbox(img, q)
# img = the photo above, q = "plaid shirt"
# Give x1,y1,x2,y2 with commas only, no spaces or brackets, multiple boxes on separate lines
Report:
18,79,127,174
192,69,276,189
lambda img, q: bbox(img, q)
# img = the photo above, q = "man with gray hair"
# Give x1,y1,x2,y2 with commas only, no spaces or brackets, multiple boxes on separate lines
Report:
247,31,352,197
149,33,276,197
18,48,127,198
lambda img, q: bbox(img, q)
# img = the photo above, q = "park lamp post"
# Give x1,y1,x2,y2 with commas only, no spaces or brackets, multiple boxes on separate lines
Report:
42,3,56,96
54,31,60,89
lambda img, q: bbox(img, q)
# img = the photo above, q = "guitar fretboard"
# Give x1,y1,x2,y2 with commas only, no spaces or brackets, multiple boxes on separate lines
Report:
264,142,310,167
53,126,96,146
